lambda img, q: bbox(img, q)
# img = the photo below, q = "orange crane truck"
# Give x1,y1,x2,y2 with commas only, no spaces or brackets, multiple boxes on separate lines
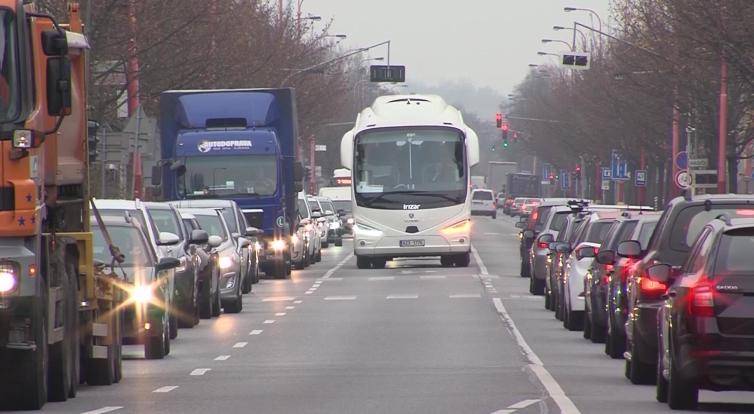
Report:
0,1,125,409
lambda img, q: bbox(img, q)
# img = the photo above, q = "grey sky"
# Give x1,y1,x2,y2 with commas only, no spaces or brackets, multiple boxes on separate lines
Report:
302,1,611,96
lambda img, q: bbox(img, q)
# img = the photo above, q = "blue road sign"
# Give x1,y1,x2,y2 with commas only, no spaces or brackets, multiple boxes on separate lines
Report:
611,150,630,181
560,169,569,190
635,169,647,187
602,167,612,180
675,151,688,170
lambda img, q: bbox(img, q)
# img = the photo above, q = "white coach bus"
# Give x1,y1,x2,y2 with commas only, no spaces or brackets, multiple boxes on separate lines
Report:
340,95,480,269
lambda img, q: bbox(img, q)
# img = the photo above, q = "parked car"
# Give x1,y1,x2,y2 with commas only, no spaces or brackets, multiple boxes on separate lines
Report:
145,202,203,328
92,216,179,359
94,199,181,340
297,194,321,265
530,204,575,295
318,196,344,246
654,217,754,409
471,189,497,218
179,208,245,313
546,211,588,315
620,195,754,385
171,200,259,291
520,198,543,217
518,199,572,279
604,213,659,358
178,211,221,318
307,196,330,248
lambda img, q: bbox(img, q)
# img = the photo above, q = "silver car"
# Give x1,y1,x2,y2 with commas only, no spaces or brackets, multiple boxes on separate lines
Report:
471,189,497,219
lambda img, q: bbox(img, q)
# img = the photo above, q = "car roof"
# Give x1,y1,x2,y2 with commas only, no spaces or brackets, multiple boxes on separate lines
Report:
144,201,173,210
179,212,197,220
177,207,221,217
94,199,142,209
473,188,493,193
170,199,236,208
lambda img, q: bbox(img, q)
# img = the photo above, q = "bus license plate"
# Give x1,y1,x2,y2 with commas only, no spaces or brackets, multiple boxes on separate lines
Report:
400,239,425,247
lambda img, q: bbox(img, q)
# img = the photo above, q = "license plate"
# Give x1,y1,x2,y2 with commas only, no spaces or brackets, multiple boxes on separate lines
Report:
400,239,425,247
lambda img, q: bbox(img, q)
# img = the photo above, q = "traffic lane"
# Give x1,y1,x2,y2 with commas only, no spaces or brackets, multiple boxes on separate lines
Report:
472,216,754,413
107,253,552,414
35,243,352,414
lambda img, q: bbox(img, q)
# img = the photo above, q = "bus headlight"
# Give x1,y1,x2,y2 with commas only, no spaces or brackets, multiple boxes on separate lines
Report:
440,220,471,236
131,285,153,304
0,270,17,294
270,239,287,251
354,223,383,238
218,255,234,270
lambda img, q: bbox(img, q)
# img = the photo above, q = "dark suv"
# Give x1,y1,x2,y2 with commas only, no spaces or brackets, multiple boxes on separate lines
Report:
654,217,754,409
618,195,754,385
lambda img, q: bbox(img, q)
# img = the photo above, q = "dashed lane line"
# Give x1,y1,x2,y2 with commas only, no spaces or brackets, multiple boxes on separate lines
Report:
508,399,541,409
322,253,353,279
449,293,482,299
263,320,275,324
294,300,303,304
153,386,179,393
386,294,419,299
232,342,248,348
81,407,123,414
275,312,287,316
262,296,296,302
190,368,211,376
419,275,446,280
324,296,357,301
369,276,395,281
285,306,295,310
214,355,231,361
250,330,263,335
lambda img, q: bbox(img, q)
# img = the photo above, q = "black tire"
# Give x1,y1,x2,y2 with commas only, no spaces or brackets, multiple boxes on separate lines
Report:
199,280,212,319
454,253,471,267
212,284,221,317
544,288,552,310
555,289,565,321
251,259,260,284
223,287,243,314
335,238,343,247
372,258,387,269
440,256,454,267
356,256,371,269
667,352,698,410
564,309,583,331
242,266,252,294
492,212,497,219
85,341,114,385
530,276,544,295
656,349,668,403
49,259,77,401
178,300,198,328
583,310,592,339
169,313,178,340
8,303,48,410
321,240,329,249
606,329,625,359
628,336,655,384
113,311,123,384
144,317,168,360
589,313,606,343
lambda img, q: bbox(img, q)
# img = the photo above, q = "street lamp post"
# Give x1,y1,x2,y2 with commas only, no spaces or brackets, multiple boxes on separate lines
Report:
553,25,587,51
564,7,603,37
541,38,574,51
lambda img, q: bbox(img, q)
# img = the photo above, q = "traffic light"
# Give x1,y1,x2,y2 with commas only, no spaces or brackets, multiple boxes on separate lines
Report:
574,165,581,179
501,128,509,148
87,120,100,163
495,113,502,128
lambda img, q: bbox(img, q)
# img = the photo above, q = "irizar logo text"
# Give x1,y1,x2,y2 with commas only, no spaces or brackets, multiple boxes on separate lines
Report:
403,204,421,210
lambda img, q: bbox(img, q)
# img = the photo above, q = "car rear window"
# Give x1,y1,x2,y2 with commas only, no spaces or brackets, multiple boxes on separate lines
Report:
638,221,658,249
550,212,569,233
671,205,754,252
585,220,613,244
714,229,754,274
535,206,552,232
473,191,493,200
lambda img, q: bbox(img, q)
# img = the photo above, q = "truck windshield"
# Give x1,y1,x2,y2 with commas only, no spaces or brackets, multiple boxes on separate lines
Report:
354,127,466,209
181,155,277,198
0,10,20,124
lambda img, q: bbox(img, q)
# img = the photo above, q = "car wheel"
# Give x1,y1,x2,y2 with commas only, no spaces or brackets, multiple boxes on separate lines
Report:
372,258,387,269
544,288,552,310
356,255,371,269
530,276,544,295
169,314,178,340
335,238,343,247
492,212,497,219
628,331,655,384
199,280,212,319
606,326,625,359
656,346,668,403
212,284,221,317
454,253,470,267
440,256,454,267
583,309,592,339
145,315,168,360
667,350,698,410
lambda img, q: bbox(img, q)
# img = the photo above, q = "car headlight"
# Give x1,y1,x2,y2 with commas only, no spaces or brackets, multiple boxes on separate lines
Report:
131,284,153,304
0,270,17,294
354,222,383,238
270,239,287,251
347,218,354,225
218,255,234,270
440,219,471,236
175,257,187,273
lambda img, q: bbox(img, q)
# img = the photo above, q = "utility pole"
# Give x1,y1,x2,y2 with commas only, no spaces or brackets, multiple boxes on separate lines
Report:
309,135,316,194
127,0,142,199
718,56,728,193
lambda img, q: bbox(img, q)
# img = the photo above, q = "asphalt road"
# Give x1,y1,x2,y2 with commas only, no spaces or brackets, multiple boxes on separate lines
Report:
21,216,754,414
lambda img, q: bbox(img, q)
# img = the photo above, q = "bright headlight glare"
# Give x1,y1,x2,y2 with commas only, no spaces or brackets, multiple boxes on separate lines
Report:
131,285,153,303
354,223,383,238
291,234,300,244
441,219,471,236
218,256,234,270
271,239,287,251
347,218,354,225
0,271,17,293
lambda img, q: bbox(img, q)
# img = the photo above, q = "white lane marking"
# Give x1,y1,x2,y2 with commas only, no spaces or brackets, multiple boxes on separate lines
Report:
153,386,179,393
324,296,357,301
250,330,263,335
369,276,395,281
275,312,287,316
81,407,123,414
449,293,481,299
319,277,342,281
386,294,418,299
190,368,211,376
400,270,416,274
305,291,313,295
490,410,514,414
420,275,446,280
508,399,541,409
232,342,248,348
492,298,579,413
484,232,501,235
294,300,303,304
263,320,275,324
322,254,353,279
262,296,296,302
214,355,231,361
471,245,488,275
286,306,295,310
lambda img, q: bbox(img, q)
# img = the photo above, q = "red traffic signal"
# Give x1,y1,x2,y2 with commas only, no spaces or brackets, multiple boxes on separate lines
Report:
501,122,510,132
495,113,502,128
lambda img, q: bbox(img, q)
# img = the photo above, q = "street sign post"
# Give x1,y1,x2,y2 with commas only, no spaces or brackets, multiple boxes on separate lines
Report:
634,169,647,187
602,167,612,180
560,169,569,190
688,158,708,169
675,151,688,170
611,150,630,181
675,169,691,189
601,180,610,191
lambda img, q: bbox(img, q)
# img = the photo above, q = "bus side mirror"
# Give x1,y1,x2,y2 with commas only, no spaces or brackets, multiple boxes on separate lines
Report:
47,57,72,116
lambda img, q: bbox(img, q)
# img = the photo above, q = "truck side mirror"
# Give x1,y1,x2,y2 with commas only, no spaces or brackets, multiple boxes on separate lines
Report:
151,165,162,186
47,57,72,116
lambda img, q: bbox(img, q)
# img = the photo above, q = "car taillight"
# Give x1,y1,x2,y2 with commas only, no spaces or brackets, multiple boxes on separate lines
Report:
605,264,614,272
639,275,667,299
688,284,715,317
538,242,548,249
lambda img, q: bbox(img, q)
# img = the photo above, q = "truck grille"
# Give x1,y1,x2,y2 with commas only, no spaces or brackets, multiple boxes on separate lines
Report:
244,211,264,229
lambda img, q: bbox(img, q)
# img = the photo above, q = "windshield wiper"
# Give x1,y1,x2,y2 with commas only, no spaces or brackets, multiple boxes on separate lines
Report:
362,191,404,207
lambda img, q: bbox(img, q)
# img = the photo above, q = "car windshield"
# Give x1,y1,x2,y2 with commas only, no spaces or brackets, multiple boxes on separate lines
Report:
297,199,310,218
715,229,754,275
148,208,183,240
180,155,277,197
354,127,466,209
220,207,238,234
332,200,351,213
98,208,159,246
671,206,754,252
0,11,19,123
195,214,227,241
322,201,336,215
473,191,493,200
92,224,155,273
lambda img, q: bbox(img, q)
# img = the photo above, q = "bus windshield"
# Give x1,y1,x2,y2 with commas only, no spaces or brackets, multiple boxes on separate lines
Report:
0,10,20,124
180,155,277,198
354,127,466,209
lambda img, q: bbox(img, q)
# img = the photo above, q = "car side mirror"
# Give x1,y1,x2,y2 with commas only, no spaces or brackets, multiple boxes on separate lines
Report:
617,240,642,259
156,257,180,272
595,250,615,265
337,209,346,217
537,233,554,244
515,221,526,229
555,242,570,254
190,229,209,244
245,226,261,237
158,232,180,246
523,230,534,239
208,235,222,248
646,264,671,284
240,238,251,248
575,245,596,260
312,211,322,219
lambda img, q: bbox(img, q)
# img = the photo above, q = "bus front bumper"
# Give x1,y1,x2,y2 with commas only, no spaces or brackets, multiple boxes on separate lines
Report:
354,234,470,258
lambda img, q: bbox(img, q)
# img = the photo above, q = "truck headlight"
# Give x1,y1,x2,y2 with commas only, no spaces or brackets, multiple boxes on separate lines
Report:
131,285,153,304
0,270,17,294
218,256,234,270
354,223,383,238
270,239,287,251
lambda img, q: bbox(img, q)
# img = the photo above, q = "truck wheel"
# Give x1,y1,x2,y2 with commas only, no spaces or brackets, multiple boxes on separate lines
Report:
9,304,48,409
145,317,168,360
49,262,75,401
113,311,123,383
454,253,471,267
356,256,371,269
199,280,212,319
85,340,114,385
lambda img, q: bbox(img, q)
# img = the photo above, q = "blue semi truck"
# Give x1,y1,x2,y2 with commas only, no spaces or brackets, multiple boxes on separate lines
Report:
155,89,303,278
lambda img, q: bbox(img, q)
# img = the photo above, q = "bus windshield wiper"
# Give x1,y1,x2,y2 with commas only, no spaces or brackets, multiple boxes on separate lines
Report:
403,191,462,203
362,191,404,207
